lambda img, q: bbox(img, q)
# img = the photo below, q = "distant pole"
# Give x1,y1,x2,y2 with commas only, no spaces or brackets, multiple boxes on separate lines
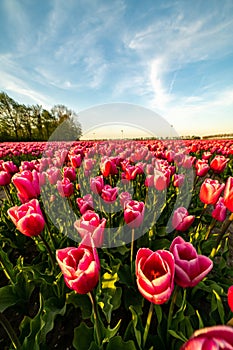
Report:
121,129,123,139
170,125,173,139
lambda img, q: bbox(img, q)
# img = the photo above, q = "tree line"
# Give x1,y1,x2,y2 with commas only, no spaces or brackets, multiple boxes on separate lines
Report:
0,92,82,142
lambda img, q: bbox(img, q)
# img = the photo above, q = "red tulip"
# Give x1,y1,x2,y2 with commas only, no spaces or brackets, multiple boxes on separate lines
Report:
210,155,229,174
63,167,76,182
56,235,100,294
199,178,225,205
173,174,185,188
223,176,233,212
74,210,106,247
136,248,175,304
170,236,213,288
124,200,145,228
7,199,45,237
100,158,118,177
180,325,233,349
172,207,195,232
228,285,233,312
12,170,41,203
70,154,82,168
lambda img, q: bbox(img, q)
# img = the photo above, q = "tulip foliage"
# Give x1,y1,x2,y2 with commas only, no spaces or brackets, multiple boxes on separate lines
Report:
1,138,233,349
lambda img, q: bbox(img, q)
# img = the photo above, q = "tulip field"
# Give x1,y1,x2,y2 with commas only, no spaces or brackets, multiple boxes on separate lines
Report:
1,138,233,349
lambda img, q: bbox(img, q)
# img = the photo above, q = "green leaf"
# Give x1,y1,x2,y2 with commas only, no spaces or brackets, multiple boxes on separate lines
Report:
129,306,142,348
0,248,17,284
196,310,204,329
106,336,137,350
103,320,122,343
168,330,188,342
66,291,92,319
212,289,225,324
0,285,20,312
73,322,94,350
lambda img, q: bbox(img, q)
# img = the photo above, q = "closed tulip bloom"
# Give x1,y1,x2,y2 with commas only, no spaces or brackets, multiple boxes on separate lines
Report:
63,167,76,182
56,235,100,294
7,199,45,237
210,155,229,174
119,191,132,207
90,175,104,195
199,178,225,205
76,194,94,215
202,151,212,160
74,210,106,247
154,170,169,191
12,170,40,203
136,248,175,304
145,175,154,187
223,176,233,212
124,200,145,228
228,285,233,312
0,171,11,186
212,197,227,222
170,236,213,288
100,158,118,177
173,174,185,188
47,167,62,185
180,325,233,349
70,154,82,168
101,185,118,204
57,178,74,197
195,159,210,177
2,161,18,174
172,207,195,232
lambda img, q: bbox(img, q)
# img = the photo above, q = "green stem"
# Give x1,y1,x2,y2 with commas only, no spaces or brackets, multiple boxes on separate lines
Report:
143,302,154,348
38,232,56,271
88,291,102,347
205,218,217,240
3,186,13,205
130,228,135,273
210,212,233,258
0,251,15,284
167,285,180,332
0,312,21,349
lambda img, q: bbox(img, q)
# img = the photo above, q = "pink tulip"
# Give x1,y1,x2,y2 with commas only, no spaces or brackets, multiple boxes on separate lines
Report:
173,174,185,188
199,178,225,205
180,325,233,349
154,170,169,191
212,197,227,222
2,161,18,174
119,191,132,207
63,167,76,182
76,194,94,215
46,167,62,185
7,199,45,237
57,178,74,197
90,175,104,195
56,235,100,294
170,236,213,288
74,210,106,247
136,248,175,304
12,170,40,203
101,185,118,204
124,200,145,228
172,207,195,232
195,159,209,177
0,171,11,186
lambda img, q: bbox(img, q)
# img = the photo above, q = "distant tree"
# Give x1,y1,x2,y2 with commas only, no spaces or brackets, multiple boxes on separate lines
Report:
0,92,20,140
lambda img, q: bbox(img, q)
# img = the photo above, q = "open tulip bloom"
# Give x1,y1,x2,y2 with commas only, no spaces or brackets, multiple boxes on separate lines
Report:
170,236,213,288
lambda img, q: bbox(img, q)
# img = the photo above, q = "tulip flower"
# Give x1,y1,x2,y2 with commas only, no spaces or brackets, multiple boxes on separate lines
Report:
100,158,118,177
12,169,41,203
212,197,227,222
195,159,209,177
136,248,175,304
172,207,195,232
170,236,213,288
173,174,185,188
74,210,106,247
119,191,132,207
228,285,233,312
8,199,45,237
90,175,104,195
210,155,229,174
46,167,62,185
199,178,225,205
223,176,233,212
124,200,145,228
154,170,169,191
2,161,18,174
76,194,94,215
70,154,82,168
180,325,233,349
57,178,74,197
63,166,76,182
56,235,100,294
0,171,11,186
101,185,118,204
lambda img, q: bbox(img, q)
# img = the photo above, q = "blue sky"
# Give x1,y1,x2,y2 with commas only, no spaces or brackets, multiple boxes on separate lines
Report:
0,0,233,138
